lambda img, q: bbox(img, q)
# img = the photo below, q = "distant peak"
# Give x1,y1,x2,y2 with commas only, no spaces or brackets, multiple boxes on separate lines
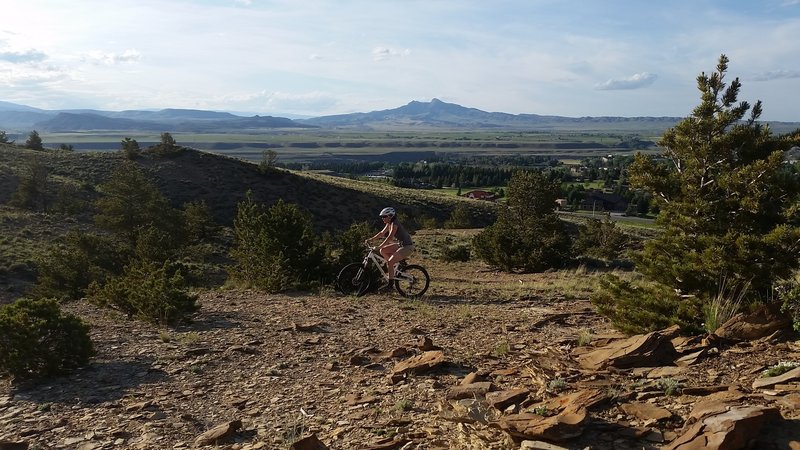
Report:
430,98,443,104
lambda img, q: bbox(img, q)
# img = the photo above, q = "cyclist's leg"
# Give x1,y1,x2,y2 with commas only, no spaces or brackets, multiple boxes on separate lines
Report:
380,243,401,280
387,245,414,279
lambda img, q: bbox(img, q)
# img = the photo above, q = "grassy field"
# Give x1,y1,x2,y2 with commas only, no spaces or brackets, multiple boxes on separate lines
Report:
38,130,662,164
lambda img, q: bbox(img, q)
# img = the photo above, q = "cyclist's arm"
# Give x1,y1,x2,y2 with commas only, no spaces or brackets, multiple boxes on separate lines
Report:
377,223,396,248
367,224,390,244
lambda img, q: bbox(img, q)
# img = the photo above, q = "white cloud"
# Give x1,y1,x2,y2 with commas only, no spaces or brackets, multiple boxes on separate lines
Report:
0,64,69,87
0,49,47,63
82,49,141,65
750,69,800,81
372,47,411,62
595,72,658,90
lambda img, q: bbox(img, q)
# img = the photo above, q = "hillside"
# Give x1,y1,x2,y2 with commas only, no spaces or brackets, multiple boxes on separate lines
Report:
0,143,495,301
0,144,494,230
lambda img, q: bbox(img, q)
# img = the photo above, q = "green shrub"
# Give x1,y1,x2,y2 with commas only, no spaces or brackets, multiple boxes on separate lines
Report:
94,163,184,243
443,203,473,229
473,212,571,272
761,361,800,378
0,298,94,381
133,225,184,262
10,160,50,211
775,273,800,332
418,215,439,229
334,221,372,268
32,231,129,301
89,259,198,325
572,218,629,260
473,171,571,272
120,137,141,160
230,193,326,292
439,243,471,262
182,200,218,244
591,274,701,335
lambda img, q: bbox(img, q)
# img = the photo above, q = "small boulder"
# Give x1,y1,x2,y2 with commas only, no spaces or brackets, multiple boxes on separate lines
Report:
714,304,792,341
576,327,679,370
391,350,445,376
194,419,242,446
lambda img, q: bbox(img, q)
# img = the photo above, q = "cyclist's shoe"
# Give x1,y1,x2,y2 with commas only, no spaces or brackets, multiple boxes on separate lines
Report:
377,279,394,293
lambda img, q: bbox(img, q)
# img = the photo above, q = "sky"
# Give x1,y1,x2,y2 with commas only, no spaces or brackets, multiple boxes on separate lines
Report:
1,0,799,121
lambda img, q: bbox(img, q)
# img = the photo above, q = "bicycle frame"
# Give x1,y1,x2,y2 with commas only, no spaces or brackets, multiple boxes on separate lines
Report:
363,246,409,279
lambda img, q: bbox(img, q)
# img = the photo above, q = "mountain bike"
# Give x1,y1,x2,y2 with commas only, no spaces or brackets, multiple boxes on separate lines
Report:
337,244,430,298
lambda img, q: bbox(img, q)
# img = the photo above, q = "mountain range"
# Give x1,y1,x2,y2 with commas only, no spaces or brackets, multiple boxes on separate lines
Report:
1,98,799,134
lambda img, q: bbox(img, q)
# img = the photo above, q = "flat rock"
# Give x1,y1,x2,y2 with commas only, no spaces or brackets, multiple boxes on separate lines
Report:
542,389,606,414
752,366,800,390
520,441,570,450
460,370,489,386
777,393,800,413
675,348,710,367
391,350,445,376
492,409,587,442
576,327,679,370
620,402,673,421
647,366,685,379
446,382,495,400
665,405,780,450
486,388,530,411
681,385,736,396
194,419,242,446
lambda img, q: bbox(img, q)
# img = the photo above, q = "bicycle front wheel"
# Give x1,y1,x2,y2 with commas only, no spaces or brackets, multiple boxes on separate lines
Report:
394,264,430,298
337,263,371,297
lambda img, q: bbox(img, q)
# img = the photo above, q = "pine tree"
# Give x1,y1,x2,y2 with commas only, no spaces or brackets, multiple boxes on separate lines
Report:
94,163,181,243
0,130,13,144
628,54,800,298
25,130,44,150
120,137,141,159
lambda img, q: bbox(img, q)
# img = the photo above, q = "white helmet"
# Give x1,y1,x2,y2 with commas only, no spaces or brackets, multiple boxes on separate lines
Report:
379,207,396,217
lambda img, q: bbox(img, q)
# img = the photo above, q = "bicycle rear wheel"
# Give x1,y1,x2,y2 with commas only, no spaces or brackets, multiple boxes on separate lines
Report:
394,264,430,298
337,263,371,296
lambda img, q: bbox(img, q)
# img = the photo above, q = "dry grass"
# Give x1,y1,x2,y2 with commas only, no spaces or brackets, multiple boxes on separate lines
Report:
703,279,749,333
398,228,639,314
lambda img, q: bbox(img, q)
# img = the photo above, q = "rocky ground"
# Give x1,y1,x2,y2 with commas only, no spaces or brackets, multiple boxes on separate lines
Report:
2,264,800,449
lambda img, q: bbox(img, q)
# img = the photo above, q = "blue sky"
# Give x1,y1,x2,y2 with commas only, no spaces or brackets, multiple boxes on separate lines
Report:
1,0,799,120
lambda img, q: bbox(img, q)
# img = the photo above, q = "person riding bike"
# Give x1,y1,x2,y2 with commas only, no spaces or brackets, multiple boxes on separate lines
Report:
365,207,414,289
